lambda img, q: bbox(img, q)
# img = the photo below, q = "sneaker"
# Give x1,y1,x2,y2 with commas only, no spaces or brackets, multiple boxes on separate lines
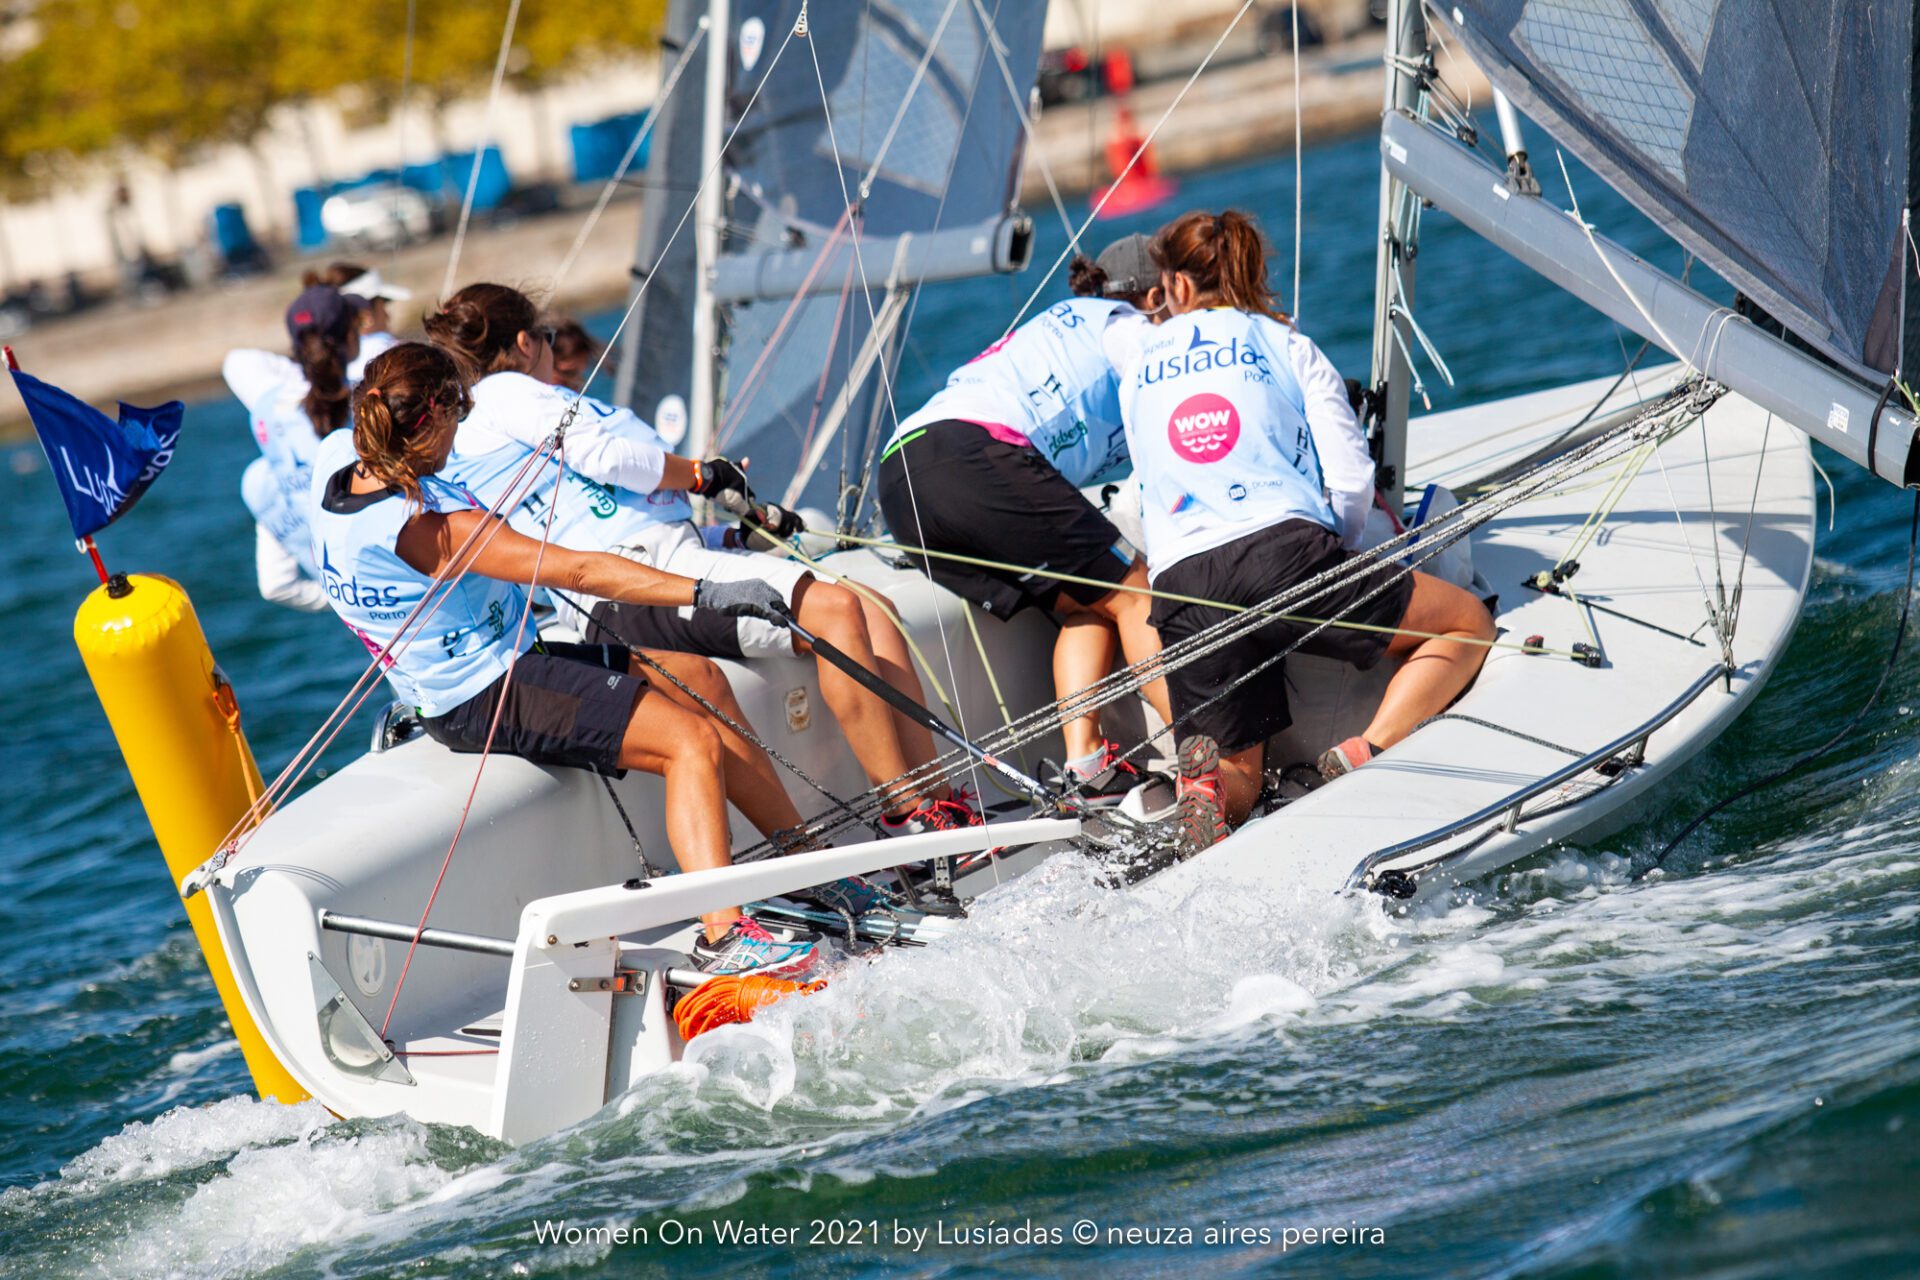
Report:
1176,734,1229,854
879,796,983,837
790,875,901,917
1317,737,1377,781
1063,740,1145,807
691,917,818,978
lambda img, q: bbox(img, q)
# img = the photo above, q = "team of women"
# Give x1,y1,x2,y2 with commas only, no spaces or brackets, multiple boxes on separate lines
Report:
229,209,1494,977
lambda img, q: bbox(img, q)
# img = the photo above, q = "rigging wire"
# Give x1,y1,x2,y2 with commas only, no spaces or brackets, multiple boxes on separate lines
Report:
1638,490,1920,880
552,20,711,291
442,0,526,297
1001,0,1260,338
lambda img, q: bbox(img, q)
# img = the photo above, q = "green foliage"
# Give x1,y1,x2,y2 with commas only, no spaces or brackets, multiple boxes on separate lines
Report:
0,0,669,183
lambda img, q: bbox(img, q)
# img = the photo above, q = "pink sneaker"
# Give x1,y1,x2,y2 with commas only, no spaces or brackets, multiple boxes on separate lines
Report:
1317,737,1377,780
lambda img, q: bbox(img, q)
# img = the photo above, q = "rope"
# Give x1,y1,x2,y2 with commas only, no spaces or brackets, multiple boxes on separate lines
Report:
746,379,1722,854
442,0,525,297
380,433,564,1040
674,973,825,1039
797,527,1584,659
968,0,1073,240
552,21,710,290
1000,0,1260,339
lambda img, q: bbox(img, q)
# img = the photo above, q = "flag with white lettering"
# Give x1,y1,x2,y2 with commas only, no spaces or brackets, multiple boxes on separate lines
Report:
10,368,183,540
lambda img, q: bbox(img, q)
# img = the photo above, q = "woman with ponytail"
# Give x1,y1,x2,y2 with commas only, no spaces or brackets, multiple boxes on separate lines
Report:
425,282,979,849
875,234,1172,806
1117,210,1495,845
224,283,368,612
306,341,824,977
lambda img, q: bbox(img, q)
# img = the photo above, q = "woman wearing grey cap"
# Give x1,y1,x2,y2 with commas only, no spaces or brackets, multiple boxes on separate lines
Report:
876,235,1172,806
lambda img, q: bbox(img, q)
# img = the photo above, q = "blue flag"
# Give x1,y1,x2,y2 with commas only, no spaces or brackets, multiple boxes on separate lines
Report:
11,369,184,540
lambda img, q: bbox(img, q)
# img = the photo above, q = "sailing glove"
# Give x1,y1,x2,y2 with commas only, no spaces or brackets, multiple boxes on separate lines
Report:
713,488,807,547
692,456,751,499
694,577,791,623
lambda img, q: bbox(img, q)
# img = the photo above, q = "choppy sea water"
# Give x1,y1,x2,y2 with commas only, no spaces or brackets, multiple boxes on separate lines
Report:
2,126,1916,1278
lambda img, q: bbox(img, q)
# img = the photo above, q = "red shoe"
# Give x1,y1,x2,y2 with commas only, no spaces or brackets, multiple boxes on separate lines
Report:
1175,734,1229,854
1317,737,1377,780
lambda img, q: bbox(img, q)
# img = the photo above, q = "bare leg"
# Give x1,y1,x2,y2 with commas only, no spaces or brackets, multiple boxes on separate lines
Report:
1085,559,1172,729
638,648,804,839
1218,742,1266,828
1052,605,1118,760
790,578,923,815
852,587,938,775
615,682,738,942
1361,572,1496,749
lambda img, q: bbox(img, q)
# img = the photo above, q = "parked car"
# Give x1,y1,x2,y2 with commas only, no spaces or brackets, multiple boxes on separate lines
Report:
321,184,435,251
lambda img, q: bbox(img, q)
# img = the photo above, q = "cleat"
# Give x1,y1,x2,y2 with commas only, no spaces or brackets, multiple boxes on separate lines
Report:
691,916,818,978
1175,734,1229,854
1317,736,1376,781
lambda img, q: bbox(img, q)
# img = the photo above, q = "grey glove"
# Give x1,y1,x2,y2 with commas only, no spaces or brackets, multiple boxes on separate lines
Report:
693,577,791,623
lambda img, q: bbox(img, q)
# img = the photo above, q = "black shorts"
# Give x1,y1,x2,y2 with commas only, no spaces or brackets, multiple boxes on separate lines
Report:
584,599,745,659
876,419,1133,617
421,642,644,773
1150,520,1416,755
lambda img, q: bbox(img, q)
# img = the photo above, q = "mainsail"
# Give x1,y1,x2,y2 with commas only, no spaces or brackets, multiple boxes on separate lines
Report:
615,0,1044,512
1434,1,1920,386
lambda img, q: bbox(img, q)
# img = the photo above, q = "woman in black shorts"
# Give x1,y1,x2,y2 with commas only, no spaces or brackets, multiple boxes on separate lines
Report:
876,236,1172,803
311,343,819,977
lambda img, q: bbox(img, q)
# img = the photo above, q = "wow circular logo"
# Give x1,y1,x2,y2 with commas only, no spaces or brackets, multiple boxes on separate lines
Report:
1167,392,1240,463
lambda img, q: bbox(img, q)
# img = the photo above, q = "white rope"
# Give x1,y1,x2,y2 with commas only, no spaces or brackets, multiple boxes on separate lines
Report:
552,20,710,291
1001,0,1260,339
442,0,524,297
1556,151,1690,369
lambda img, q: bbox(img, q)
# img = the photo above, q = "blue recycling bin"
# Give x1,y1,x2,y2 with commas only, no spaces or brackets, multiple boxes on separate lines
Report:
442,146,511,211
291,187,329,249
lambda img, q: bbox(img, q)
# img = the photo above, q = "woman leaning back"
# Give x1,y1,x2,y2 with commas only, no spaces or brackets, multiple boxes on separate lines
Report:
307,341,822,977
1114,210,1496,847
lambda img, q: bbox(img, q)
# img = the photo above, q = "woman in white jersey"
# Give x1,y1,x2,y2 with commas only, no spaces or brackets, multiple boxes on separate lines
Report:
423,283,979,839
1119,211,1495,845
875,235,1173,805
224,282,368,612
312,342,817,977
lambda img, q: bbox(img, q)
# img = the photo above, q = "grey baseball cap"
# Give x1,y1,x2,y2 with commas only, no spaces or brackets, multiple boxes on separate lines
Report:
1094,233,1157,296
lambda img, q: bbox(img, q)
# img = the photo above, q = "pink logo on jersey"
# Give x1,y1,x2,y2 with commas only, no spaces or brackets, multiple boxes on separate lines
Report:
1167,392,1240,463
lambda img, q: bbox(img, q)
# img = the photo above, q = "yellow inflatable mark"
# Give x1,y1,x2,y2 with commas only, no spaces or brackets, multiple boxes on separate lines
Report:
74,574,308,1103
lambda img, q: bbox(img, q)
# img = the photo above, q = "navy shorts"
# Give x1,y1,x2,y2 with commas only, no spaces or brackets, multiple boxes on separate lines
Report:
422,642,644,773
877,420,1133,618
1149,520,1415,754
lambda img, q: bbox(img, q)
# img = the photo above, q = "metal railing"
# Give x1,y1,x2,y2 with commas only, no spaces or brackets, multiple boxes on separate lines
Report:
1344,665,1728,895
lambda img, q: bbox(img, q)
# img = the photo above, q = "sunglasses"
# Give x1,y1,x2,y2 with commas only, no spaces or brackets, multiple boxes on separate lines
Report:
533,325,558,348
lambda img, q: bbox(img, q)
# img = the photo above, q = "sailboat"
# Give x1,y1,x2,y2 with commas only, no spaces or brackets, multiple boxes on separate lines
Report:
90,0,1912,1142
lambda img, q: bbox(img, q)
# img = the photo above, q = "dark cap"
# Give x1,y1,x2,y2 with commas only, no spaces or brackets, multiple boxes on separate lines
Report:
1094,233,1157,297
285,284,368,346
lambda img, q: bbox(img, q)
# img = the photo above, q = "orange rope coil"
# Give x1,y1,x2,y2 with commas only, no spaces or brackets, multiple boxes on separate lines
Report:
673,974,826,1040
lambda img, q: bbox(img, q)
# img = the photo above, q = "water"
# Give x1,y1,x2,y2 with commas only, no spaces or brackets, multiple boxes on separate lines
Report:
2,126,1917,1278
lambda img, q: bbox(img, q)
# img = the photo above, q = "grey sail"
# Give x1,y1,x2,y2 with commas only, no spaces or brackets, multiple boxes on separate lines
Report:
613,0,710,431
1434,1,1920,386
616,0,1044,512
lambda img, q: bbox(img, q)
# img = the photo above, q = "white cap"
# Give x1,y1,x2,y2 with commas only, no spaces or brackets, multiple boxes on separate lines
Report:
341,269,413,302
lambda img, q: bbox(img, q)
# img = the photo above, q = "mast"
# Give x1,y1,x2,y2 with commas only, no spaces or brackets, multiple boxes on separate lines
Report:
687,0,730,462
1367,0,1427,510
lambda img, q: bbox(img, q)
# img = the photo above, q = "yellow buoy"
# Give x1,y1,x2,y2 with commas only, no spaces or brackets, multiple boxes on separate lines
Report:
74,572,308,1103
